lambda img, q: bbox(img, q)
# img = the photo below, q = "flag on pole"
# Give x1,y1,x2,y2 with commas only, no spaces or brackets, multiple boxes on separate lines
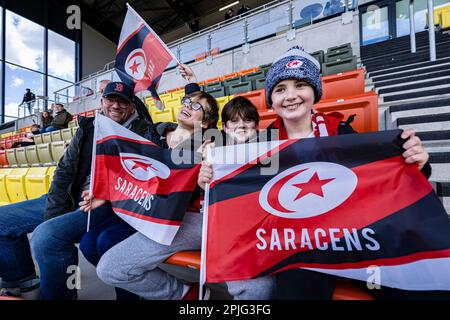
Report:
115,4,177,111
91,113,201,245
201,130,450,291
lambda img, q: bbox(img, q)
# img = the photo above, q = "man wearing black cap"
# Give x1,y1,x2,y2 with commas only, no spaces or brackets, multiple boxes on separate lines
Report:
0,82,149,300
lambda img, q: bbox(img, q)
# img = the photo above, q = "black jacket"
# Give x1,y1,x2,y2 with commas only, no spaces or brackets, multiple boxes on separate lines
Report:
45,115,149,220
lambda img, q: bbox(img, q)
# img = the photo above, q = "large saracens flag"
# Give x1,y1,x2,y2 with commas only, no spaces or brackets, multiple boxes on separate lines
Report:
115,4,174,110
91,113,200,245
201,130,450,291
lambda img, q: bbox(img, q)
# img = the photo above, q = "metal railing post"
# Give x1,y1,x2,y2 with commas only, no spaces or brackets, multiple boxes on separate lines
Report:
427,0,436,61
409,0,416,53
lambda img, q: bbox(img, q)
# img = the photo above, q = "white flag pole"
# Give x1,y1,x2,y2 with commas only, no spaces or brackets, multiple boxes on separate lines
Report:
126,3,181,65
86,111,100,232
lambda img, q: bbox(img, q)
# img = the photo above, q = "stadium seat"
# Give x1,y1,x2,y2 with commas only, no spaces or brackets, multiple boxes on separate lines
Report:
204,76,222,84
151,109,174,123
25,145,40,165
325,48,353,63
61,128,73,141
36,143,54,165
239,67,259,76
322,56,357,76
25,167,51,200
172,105,182,122
243,71,265,83
47,166,57,184
34,134,44,145
6,149,18,167
315,91,379,133
5,138,12,149
235,89,267,111
310,50,325,69
68,120,78,128
260,63,272,75
0,168,13,205
71,126,79,137
165,251,201,269
321,68,365,100
224,76,242,87
6,168,30,203
222,72,239,80
0,141,6,150
205,81,223,91
51,130,63,142
442,9,450,30
15,147,28,167
206,87,226,98
228,81,252,95
216,96,232,115
327,43,351,54
254,78,266,90
50,141,66,163
42,132,52,143
0,150,8,167
171,90,185,102
258,110,278,129
159,92,172,103
164,97,181,110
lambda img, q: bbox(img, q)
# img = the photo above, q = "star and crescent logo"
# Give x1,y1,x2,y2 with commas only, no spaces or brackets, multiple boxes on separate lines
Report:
125,48,147,81
120,153,170,181
259,162,358,219
286,60,303,69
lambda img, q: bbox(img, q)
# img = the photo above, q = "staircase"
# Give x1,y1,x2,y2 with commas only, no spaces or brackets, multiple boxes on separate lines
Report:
361,30,450,215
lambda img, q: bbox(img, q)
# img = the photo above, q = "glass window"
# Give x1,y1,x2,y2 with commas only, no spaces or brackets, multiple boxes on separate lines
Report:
396,0,410,37
5,10,44,72
48,30,76,82
48,76,74,104
5,63,44,119
362,6,390,45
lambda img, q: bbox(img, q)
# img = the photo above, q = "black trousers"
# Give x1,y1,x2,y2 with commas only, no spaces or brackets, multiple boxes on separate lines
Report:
274,269,450,300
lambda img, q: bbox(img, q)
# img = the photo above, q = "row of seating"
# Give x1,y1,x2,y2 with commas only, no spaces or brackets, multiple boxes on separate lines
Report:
0,166,56,205
33,127,78,145
1,140,69,168
426,4,450,30
311,43,358,75
0,132,27,150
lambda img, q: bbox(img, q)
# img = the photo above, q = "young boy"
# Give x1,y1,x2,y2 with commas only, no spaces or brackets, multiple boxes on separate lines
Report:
264,46,433,300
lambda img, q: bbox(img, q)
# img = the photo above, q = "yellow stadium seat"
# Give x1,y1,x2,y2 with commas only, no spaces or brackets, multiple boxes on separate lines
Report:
36,143,54,165
25,167,50,200
25,145,40,165
47,166,57,185
6,149,18,167
165,97,181,109
61,128,73,141
145,97,156,108
34,134,44,145
71,126,79,137
51,130,63,142
6,168,30,203
172,105,183,123
216,95,233,116
15,147,28,167
442,9,450,30
0,168,13,205
172,90,185,101
151,109,174,123
159,93,172,102
50,141,66,163
42,132,52,143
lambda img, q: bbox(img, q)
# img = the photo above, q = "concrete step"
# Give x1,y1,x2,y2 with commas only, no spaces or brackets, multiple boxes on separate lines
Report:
377,76,450,94
397,113,450,132
389,106,450,127
433,181,450,215
430,163,450,181
389,98,450,113
383,85,450,103
368,57,450,78
375,69,450,89
372,62,450,83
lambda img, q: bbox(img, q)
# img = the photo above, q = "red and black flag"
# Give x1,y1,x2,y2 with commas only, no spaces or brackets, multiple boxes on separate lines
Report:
202,130,450,290
91,113,200,245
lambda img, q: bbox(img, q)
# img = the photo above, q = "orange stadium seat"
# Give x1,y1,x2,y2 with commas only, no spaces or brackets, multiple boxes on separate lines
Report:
195,52,207,61
205,76,222,84
235,89,267,112
165,251,374,300
321,68,365,100
0,150,8,167
239,67,260,76
222,72,239,80
258,110,277,129
315,91,378,133
5,138,12,149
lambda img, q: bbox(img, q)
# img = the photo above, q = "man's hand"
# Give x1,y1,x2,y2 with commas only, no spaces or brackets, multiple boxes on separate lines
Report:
198,161,213,190
79,190,106,212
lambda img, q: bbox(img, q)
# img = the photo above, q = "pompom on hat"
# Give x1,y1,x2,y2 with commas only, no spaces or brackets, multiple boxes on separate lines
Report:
265,45,322,105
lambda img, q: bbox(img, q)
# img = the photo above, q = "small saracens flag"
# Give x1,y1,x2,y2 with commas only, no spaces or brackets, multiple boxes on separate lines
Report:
201,130,450,291
91,113,200,245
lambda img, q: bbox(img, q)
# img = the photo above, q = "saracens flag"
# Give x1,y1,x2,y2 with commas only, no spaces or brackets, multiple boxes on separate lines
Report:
91,113,200,245
115,4,175,111
201,130,450,291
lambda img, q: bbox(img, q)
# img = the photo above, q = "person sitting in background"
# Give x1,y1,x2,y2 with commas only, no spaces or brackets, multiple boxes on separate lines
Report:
224,8,235,20
40,103,72,133
11,132,35,148
40,111,53,130
30,124,41,135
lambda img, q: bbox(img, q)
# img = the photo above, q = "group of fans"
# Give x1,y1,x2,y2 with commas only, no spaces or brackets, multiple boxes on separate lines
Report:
0,45,440,300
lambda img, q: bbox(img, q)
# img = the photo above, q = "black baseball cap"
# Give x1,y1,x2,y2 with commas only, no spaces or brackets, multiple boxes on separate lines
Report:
102,82,134,103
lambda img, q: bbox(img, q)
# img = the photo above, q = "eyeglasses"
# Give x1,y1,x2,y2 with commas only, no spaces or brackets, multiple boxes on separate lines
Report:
103,97,131,108
181,96,204,112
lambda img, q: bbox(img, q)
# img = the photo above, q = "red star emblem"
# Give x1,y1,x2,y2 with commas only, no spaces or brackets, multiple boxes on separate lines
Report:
129,60,141,74
293,172,335,201
131,160,153,171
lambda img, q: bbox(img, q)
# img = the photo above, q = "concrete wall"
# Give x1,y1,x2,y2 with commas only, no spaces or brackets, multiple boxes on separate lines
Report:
81,22,116,78
158,11,361,92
